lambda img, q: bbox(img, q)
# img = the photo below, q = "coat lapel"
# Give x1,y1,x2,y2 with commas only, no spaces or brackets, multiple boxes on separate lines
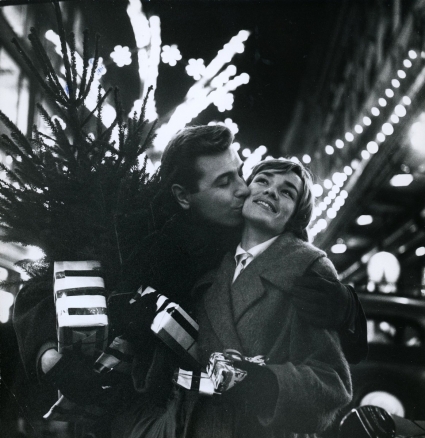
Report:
196,253,243,351
231,233,325,323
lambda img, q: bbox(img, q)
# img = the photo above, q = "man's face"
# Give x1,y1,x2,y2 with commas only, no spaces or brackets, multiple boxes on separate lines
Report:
187,148,250,227
242,170,303,239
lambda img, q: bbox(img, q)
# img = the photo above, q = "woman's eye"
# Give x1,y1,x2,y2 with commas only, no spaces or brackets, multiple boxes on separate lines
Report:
281,190,294,198
256,177,268,185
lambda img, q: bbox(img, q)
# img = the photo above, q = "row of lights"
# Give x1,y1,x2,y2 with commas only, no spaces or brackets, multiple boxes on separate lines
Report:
308,48,421,240
321,51,417,159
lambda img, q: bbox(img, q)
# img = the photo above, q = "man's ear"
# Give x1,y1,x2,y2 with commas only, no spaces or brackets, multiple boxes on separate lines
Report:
171,184,191,210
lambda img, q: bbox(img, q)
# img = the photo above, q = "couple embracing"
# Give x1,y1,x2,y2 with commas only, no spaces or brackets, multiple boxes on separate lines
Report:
14,124,367,438
112,124,366,438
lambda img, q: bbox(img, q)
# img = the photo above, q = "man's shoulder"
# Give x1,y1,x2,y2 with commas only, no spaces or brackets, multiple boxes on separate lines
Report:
191,250,235,295
192,267,221,293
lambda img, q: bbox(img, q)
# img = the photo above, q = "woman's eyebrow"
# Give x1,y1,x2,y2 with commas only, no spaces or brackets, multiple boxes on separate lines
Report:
257,171,299,195
283,180,299,195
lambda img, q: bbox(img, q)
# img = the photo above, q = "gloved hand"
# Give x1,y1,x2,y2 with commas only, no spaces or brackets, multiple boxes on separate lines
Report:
232,359,278,415
290,274,356,330
44,350,111,405
121,290,159,345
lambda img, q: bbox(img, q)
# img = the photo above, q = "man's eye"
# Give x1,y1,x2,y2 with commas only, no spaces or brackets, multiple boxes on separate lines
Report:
218,178,230,187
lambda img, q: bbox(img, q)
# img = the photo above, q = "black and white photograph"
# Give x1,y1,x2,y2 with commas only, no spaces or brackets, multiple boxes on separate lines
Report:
1,1,425,437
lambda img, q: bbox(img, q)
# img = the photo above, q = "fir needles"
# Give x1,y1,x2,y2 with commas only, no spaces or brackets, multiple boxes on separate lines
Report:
0,2,157,290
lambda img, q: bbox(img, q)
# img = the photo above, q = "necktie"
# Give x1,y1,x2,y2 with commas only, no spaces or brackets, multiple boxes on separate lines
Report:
233,252,252,283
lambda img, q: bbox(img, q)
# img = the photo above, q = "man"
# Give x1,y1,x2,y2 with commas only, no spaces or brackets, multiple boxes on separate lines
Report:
178,158,352,438
13,125,366,422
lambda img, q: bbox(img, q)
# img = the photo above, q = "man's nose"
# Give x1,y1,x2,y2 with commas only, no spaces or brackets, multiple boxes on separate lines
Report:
235,179,250,198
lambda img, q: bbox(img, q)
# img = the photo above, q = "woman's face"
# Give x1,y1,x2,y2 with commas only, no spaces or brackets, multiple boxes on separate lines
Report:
242,170,302,239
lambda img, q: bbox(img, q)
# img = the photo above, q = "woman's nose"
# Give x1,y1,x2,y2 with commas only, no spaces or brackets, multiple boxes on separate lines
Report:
264,186,278,199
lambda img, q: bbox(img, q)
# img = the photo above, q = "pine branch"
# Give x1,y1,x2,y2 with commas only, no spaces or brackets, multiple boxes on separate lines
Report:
78,30,90,101
78,33,100,104
53,1,74,101
0,162,26,187
27,28,68,103
0,110,33,156
68,32,78,101
81,87,112,128
11,38,67,106
36,104,60,138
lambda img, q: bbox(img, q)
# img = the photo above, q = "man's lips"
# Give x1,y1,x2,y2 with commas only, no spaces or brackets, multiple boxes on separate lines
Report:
254,198,277,213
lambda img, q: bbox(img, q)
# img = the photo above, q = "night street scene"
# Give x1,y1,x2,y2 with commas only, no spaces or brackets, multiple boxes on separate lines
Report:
1,1,425,437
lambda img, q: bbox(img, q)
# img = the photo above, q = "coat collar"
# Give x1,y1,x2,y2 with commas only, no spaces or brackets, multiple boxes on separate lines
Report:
233,232,323,287
229,233,301,323
192,232,325,349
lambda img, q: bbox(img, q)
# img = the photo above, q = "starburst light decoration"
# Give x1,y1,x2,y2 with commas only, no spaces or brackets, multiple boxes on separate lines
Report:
161,44,182,66
185,58,206,80
212,91,234,112
110,45,132,67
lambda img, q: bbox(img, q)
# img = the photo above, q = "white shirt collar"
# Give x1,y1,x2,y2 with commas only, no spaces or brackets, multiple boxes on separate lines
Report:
234,235,279,263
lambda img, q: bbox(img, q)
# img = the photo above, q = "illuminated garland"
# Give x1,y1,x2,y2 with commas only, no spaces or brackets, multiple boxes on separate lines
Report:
308,48,421,240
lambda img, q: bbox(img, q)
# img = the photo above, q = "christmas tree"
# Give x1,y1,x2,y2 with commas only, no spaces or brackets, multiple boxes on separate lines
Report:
0,2,159,292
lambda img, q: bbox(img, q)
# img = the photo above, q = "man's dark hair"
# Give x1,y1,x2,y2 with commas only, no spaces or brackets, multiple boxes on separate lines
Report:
159,124,234,193
247,158,315,242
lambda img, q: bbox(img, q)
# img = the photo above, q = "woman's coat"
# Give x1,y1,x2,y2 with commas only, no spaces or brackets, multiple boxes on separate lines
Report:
181,232,352,438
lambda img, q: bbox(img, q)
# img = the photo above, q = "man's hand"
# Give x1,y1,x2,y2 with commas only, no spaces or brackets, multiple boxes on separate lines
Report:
121,291,159,344
41,349,62,374
290,275,356,330
43,350,110,405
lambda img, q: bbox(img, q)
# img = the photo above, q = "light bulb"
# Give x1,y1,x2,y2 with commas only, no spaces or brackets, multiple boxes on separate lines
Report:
325,145,334,155
363,116,372,126
385,88,394,98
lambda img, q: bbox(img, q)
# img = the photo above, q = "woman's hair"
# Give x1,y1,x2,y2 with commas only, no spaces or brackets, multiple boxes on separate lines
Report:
247,158,315,241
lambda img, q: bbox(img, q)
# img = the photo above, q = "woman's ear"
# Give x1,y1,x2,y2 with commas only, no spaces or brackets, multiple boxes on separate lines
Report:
171,184,191,210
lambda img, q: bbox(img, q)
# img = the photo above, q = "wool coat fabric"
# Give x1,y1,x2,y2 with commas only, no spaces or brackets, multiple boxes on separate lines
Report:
180,232,353,438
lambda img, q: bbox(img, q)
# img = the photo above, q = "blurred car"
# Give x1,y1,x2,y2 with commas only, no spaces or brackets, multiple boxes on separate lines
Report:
349,293,425,420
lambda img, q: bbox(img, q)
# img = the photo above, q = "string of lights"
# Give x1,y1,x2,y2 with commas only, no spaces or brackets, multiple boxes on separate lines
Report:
307,48,423,240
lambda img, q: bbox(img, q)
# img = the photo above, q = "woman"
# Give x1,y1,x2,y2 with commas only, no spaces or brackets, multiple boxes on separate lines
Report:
179,159,353,438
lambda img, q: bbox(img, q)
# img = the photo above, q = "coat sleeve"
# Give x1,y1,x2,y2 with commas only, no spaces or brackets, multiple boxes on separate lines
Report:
258,257,353,434
309,258,368,364
13,283,57,381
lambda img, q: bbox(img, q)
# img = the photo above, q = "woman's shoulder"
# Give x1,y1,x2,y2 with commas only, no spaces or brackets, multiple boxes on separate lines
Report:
309,254,338,280
278,233,337,279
